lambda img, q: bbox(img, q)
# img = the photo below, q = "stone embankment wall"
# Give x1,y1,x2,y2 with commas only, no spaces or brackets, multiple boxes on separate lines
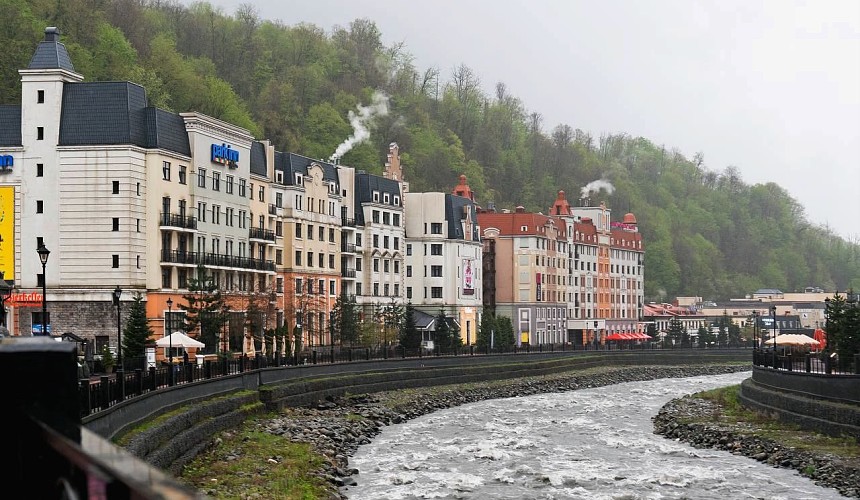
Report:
653,396,860,498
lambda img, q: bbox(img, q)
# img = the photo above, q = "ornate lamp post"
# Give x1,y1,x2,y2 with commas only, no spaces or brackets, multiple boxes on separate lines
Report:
166,297,174,386
112,286,123,370
37,243,50,335
771,305,778,369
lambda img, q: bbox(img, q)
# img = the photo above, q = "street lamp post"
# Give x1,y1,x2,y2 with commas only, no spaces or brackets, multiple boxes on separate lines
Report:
113,286,123,370
751,310,759,350
166,297,174,386
37,243,50,336
771,305,778,369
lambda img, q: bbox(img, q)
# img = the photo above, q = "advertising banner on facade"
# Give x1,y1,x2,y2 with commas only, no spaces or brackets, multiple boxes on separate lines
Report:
462,258,474,295
0,186,14,280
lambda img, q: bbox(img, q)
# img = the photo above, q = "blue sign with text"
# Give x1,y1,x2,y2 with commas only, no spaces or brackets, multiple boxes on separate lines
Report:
211,143,239,166
0,155,12,170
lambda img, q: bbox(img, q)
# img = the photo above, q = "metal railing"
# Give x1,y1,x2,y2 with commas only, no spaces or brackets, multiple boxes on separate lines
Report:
161,249,275,272
160,212,197,230
249,227,276,241
341,242,356,253
752,348,860,375
341,268,356,278
341,217,356,227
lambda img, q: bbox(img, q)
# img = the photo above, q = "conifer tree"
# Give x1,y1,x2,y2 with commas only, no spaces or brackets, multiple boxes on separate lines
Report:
476,312,497,350
399,302,421,350
181,265,229,354
122,292,153,361
494,315,516,351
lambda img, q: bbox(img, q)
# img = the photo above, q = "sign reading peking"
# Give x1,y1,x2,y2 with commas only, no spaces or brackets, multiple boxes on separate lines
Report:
211,143,239,167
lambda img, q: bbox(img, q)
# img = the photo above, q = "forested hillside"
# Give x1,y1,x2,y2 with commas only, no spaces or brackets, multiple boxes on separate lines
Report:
2,0,858,300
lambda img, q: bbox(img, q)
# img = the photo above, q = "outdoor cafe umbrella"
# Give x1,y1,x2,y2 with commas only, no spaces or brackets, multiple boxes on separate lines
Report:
813,329,827,350
155,331,205,349
765,334,820,346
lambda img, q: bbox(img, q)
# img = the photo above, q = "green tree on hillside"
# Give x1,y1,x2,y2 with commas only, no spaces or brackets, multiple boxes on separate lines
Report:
122,292,152,363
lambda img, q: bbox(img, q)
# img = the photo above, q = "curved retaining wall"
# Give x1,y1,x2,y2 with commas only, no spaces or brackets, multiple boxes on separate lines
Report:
89,350,749,472
739,366,860,440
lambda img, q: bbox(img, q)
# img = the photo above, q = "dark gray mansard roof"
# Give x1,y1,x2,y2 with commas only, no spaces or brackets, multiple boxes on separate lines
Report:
274,152,339,186
250,141,267,177
354,172,401,225
28,28,76,72
59,82,190,156
0,105,22,146
445,193,480,241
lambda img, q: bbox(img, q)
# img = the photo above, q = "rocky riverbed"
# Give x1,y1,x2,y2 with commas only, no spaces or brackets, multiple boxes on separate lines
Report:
240,364,751,499
653,395,860,498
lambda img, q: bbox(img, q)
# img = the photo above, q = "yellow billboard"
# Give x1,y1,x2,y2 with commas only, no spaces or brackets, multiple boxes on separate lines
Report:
0,186,14,280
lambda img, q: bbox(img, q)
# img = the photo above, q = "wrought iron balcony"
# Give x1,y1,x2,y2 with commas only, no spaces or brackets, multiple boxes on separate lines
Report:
341,242,356,253
249,227,276,242
341,217,356,227
268,204,277,216
341,268,356,278
161,250,275,272
160,212,197,230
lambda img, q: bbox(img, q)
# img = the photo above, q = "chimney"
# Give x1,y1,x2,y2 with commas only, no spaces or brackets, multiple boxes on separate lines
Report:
383,142,402,181
515,206,525,214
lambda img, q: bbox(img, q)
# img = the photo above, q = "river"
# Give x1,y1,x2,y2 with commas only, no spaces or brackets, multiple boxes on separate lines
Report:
346,372,841,499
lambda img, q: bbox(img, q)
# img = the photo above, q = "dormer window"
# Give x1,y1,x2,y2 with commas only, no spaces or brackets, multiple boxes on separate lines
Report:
295,173,303,185
521,225,528,231
276,171,283,184
372,191,380,203
393,195,400,206
383,193,390,204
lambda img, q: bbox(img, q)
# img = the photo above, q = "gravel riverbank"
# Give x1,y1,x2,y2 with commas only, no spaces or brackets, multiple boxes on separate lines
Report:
653,395,860,498
224,364,747,499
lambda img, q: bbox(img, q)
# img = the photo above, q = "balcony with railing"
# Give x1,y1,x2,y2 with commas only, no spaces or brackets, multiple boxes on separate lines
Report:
342,268,356,278
160,212,197,231
268,204,278,216
341,242,356,253
249,227,276,242
341,217,356,228
161,249,275,272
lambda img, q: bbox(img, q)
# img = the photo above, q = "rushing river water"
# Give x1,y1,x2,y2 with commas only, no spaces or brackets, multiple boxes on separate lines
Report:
346,372,841,499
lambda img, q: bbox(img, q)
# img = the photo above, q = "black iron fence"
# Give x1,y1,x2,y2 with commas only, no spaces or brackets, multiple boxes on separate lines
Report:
752,348,860,375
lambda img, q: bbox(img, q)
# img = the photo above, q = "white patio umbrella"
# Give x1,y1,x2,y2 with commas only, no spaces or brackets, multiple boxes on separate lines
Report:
765,334,820,346
155,331,205,349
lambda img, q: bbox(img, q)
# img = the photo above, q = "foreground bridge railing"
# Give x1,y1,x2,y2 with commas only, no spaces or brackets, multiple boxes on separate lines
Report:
0,337,203,499
752,348,860,375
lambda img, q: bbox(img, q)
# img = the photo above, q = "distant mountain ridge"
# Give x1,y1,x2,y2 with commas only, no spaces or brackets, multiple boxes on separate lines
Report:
1,0,857,300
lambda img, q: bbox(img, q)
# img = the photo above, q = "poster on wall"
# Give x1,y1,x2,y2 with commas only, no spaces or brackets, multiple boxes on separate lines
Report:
462,258,475,295
0,186,14,280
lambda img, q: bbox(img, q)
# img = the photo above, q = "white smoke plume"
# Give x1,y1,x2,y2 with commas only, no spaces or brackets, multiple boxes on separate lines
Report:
580,178,615,199
329,91,390,162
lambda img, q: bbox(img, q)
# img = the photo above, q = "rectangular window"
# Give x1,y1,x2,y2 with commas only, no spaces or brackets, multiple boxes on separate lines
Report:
197,168,206,188
112,181,119,194
276,192,283,208
384,284,390,296
373,259,379,272
329,254,335,268
431,223,442,234
318,226,324,241
318,253,324,268
212,171,220,191
406,287,412,299
431,265,442,277
37,163,44,177
162,161,171,181
394,237,399,250
178,165,187,184
276,249,283,265
258,185,265,201
372,210,380,223
373,235,379,248
394,261,400,274
162,269,172,288
406,265,412,277
112,255,119,268
296,223,302,238
296,278,303,294
431,244,442,256
373,283,379,296
356,258,362,271
37,127,44,140
276,221,283,237
37,90,44,103
393,213,400,226
356,283,362,295
112,217,119,231
330,280,336,295
36,200,43,213
308,224,313,240
307,251,313,267
394,284,400,296
383,212,390,225
384,236,389,249
406,244,412,256
384,260,390,272
178,269,188,289
226,175,233,194
329,228,335,242
431,287,443,298
239,178,246,197
295,250,302,266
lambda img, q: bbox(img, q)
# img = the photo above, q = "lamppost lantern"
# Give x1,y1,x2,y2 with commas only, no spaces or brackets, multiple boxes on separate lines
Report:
36,243,50,335
113,286,122,371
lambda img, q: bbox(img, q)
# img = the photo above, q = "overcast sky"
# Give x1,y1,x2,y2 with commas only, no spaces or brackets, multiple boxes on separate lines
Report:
197,0,859,239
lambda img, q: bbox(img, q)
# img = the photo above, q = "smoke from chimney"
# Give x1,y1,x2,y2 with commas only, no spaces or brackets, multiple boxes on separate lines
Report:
580,178,615,199
329,91,390,162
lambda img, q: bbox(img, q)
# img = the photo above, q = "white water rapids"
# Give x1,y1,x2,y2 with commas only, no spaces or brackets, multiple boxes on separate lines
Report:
345,372,841,499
